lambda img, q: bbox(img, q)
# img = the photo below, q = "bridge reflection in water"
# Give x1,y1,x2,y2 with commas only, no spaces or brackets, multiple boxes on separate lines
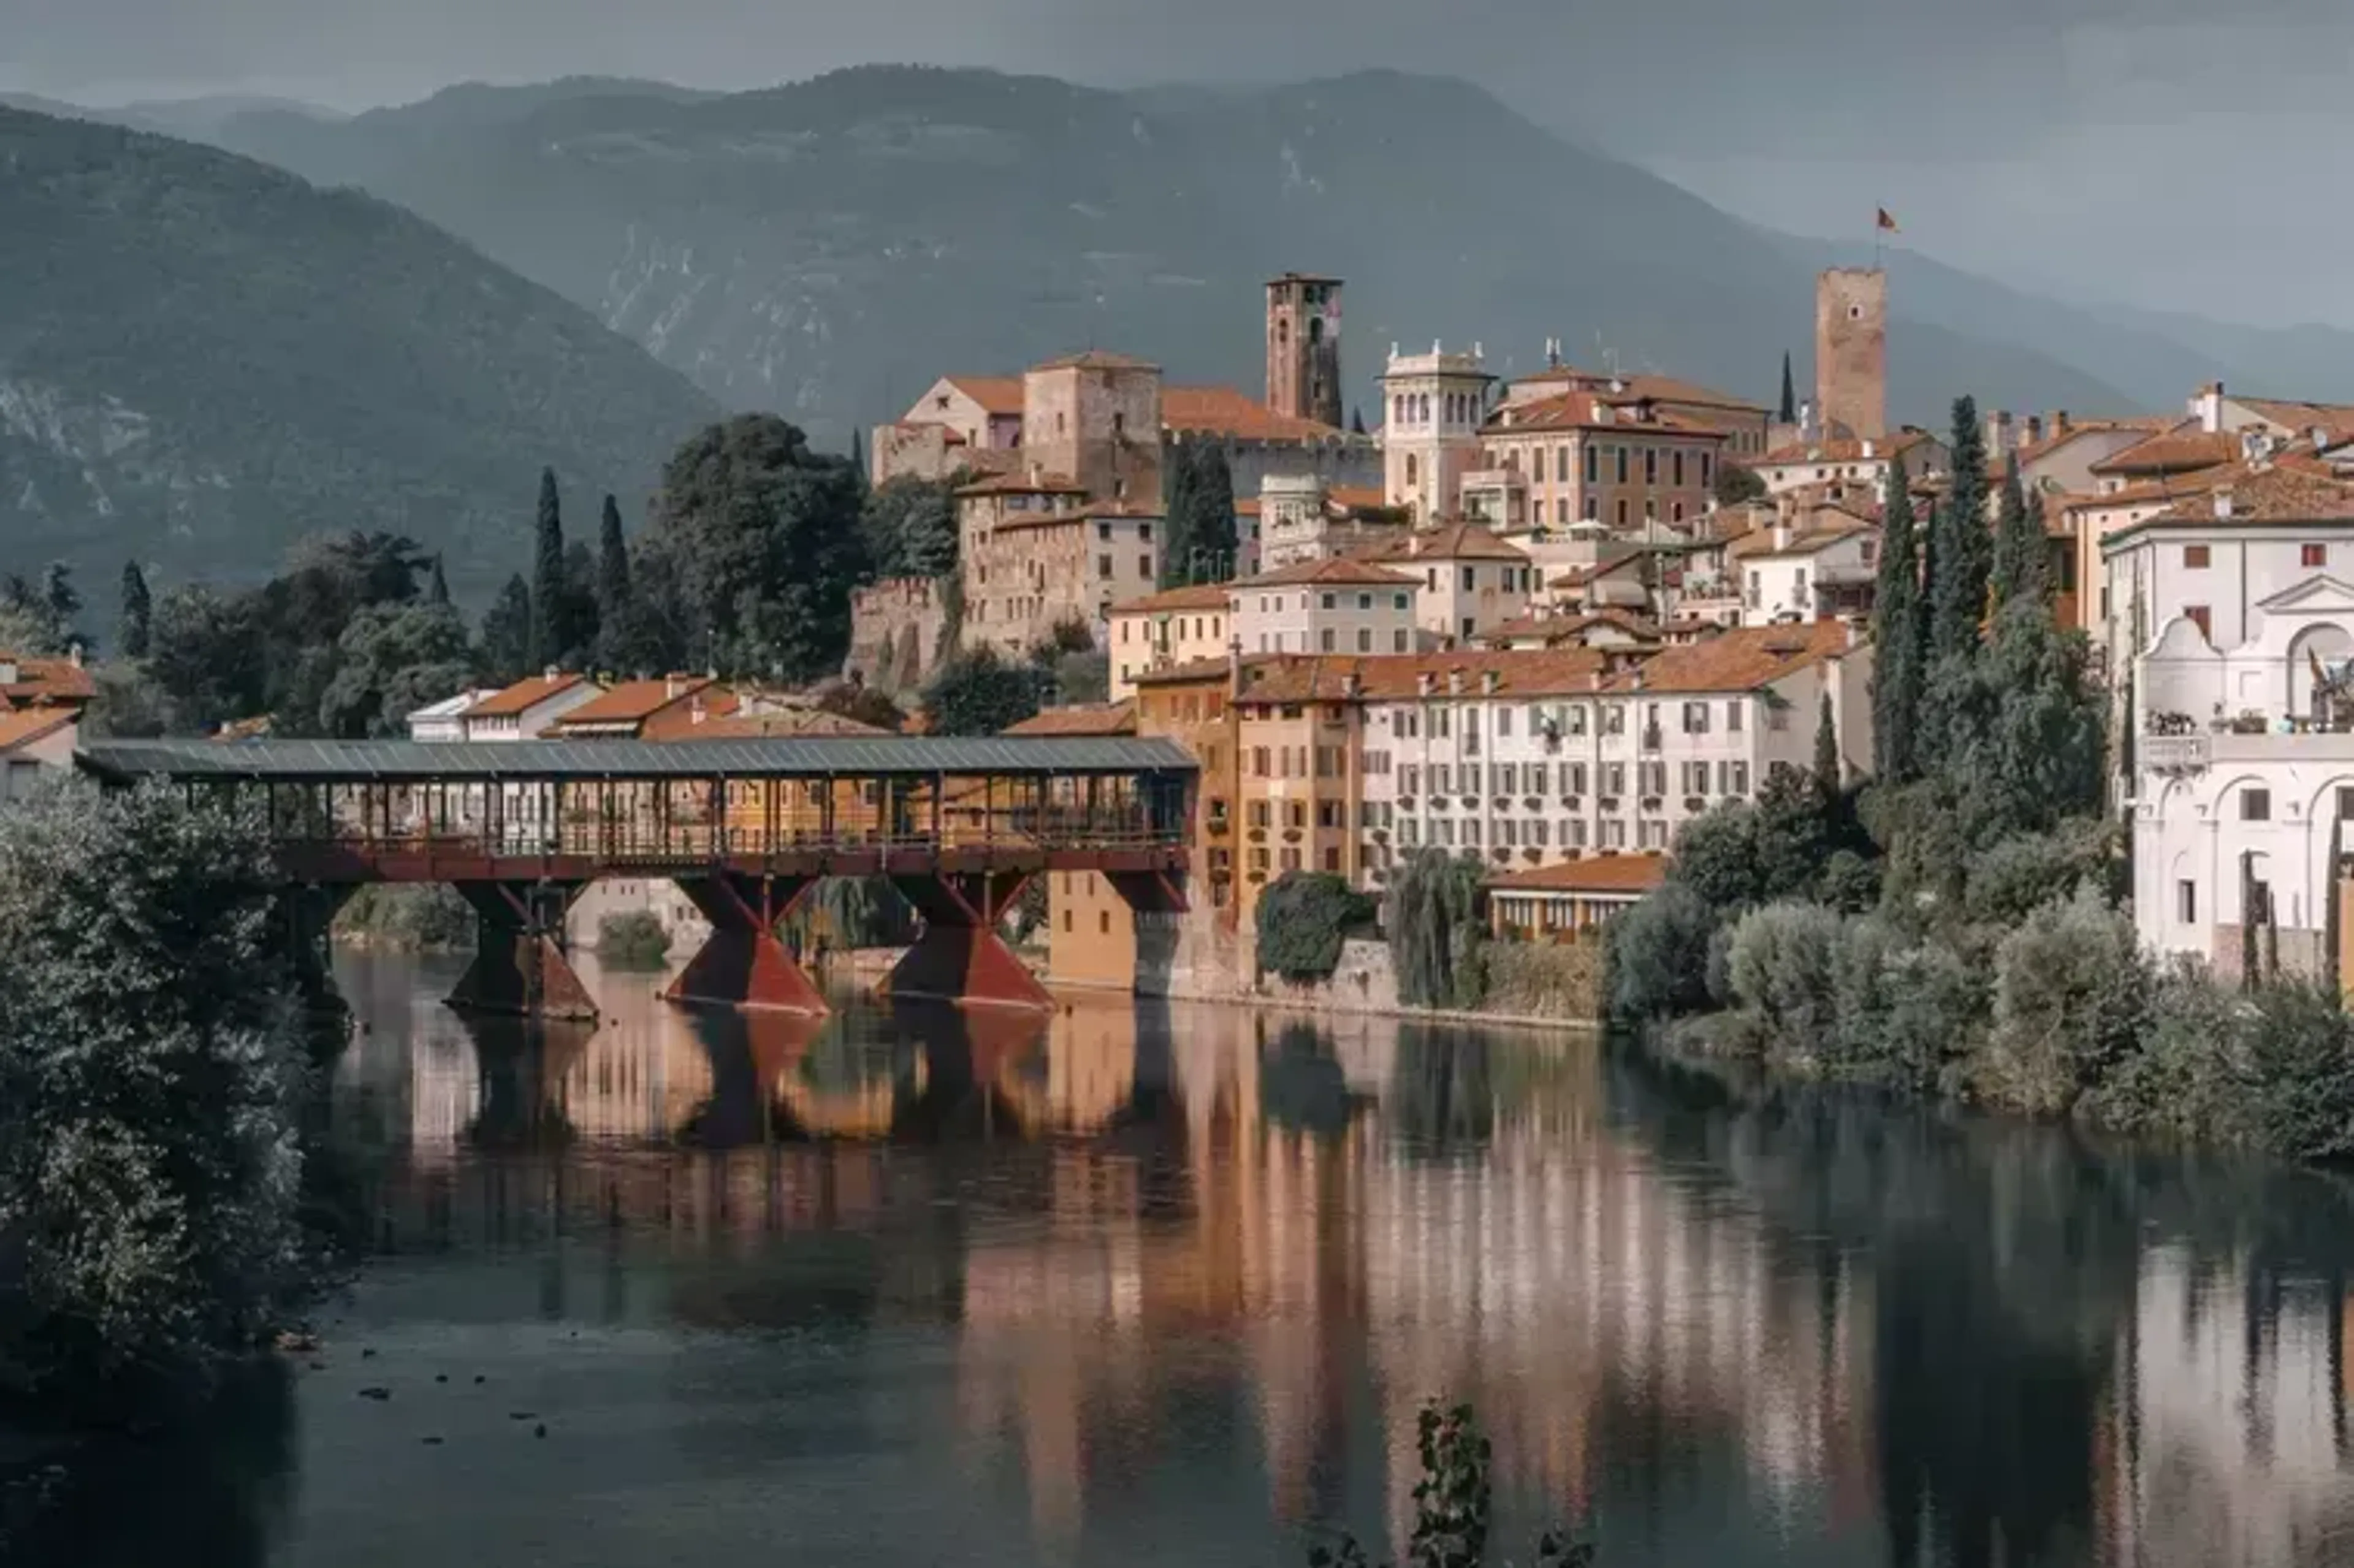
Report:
326,953,2354,1568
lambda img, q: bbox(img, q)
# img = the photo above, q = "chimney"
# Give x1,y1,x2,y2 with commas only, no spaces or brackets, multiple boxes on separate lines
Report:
665,672,685,701
2025,414,2044,446
67,642,83,669
543,665,560,682
1588,671,1603,691
1845,618,1863,650
1417,670,1436,698
1481,669,1501,695
1860,438,1876,460
2052,409,2071,435
1447,670,1465,696
1986,409,2013,454
1227,636,1244,701
1342,671,1362,699
2198,382,2226,434
2213,485,2236,520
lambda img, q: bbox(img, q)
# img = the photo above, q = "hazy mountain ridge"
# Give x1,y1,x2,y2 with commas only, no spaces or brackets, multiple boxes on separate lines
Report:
0,105,719,593
188,65,2165,441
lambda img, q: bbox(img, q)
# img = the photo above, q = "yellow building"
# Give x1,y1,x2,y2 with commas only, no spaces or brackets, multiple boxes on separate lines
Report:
1106,582,1233,701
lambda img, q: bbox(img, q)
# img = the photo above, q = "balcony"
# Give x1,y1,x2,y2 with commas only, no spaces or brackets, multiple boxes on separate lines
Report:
2141,734,2210,774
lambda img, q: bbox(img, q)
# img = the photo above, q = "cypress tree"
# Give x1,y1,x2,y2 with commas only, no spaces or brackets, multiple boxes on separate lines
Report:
1990,462,2046,607
596,494,631,617
1350,406,1367,436
118,560,151,659
1813,693,1840,804
530,467,565,670
1192,444,1238,580
1778,351,1798,425
1870,454,1925,781
1160,446,1202,588
427,555,451,607
481,573,533,683
849,428,867,492
1928,395,1990,665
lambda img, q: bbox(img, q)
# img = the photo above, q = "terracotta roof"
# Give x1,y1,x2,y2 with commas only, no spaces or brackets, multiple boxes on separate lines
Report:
0,654,95,706
1373,522,1531,565
2230,396,2354,442
1484,389,1726,438
2011,417,2169,468
464,673,589,718
1109,583,1233,614
0,706,76,753
1236,557,1419,590
1032,349,1157,373
1003,700,1137,737
1729,522,1875,560
1601,619,1856,695
1509,366,1767,416
2140,463,2354,527
2090,423,2242,477
2062,468,2233,514
955,471,1091,497
1225,649,1613,704
941,375,1026,416
1330,486,1388,511
1488,853,1669,896
1482,610,1658,646
1759,430,1938,467
546,676,719,731
1163,386,1344,444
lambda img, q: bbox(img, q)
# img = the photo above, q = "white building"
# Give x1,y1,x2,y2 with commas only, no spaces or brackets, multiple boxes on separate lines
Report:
1754,429,1948,500
1254,475,1401,570
1379,343,1494,522
1362,622,1872,871
1231,558,1420,656
2114,465,2354,978
461,672,600,740
405,688,497,742
1373,522,1537,645
1730,511,1879,627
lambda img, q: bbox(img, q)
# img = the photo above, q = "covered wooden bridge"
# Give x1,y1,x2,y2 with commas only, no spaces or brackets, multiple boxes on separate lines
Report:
75,735,1195,1017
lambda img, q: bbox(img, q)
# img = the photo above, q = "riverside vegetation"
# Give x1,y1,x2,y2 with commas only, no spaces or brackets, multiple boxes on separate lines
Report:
1606,398,2354,1162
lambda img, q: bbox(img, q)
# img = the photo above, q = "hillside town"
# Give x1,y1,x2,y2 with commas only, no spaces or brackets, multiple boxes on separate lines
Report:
12,262,2354,1000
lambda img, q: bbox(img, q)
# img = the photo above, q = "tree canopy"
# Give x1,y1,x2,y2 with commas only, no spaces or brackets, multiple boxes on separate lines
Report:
920,645,1042,736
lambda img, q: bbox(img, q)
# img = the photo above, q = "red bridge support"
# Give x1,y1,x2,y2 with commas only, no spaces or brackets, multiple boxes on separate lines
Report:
666,872,827,1016
883,870,1052,1010
448,881,598,1021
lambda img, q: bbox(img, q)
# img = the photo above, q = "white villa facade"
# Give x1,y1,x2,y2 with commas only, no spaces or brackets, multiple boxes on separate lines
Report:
2112,468,2354,979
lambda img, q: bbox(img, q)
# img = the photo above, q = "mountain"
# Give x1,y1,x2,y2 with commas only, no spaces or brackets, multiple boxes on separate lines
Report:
0,105,718,595
195,66,2153,444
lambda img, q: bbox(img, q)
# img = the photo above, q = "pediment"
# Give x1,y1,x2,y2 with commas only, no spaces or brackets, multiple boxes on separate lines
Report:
2256,573,2354,615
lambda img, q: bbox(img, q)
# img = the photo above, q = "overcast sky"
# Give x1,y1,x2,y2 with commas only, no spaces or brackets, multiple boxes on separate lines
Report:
5,0,2347,325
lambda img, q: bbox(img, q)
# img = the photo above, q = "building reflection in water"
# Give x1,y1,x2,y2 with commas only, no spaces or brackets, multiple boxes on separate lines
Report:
329,951,2354,1568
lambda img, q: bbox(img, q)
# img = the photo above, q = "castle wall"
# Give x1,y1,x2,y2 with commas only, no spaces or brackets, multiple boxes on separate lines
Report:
846,576,951,695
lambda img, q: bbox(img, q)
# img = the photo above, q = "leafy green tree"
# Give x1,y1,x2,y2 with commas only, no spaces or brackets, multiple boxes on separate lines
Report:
862,474,961,580
1978,885,2152,1117
1870,452,1924,780
40,563,80,637
1943,598,2108,840
479,573,534,683
118,561,151,659
0,782,321,1407
1778,350,1797,424
1927,395,1990,674
644,415,869,680
1255,872,1377,983
531,466,567,669
1605,880,1717,1021
1712,460,1767,509
1390,850,1491,1010
316,602,476,737
1990,463,2045,607
146,584,265,729
920,645,1042,736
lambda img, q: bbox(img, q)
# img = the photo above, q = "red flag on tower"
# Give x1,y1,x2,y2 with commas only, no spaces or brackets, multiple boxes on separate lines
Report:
1876,207,1900,233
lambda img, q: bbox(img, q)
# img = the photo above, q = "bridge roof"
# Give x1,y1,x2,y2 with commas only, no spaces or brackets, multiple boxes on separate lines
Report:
75,736,1197,782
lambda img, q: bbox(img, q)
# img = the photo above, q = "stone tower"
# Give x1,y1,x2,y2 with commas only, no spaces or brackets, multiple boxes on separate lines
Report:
1379,342,1494,523
1815,268,1887,442
1266,273,1345,430
1021,350,1164,504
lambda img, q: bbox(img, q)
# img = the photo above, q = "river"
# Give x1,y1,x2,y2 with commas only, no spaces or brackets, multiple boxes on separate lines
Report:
40,950,2354,1567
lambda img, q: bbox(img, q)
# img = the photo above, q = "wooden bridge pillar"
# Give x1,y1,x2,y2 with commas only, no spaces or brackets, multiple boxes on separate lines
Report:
666,872,828,1016
882,869,1053,1010
448,881,599,1021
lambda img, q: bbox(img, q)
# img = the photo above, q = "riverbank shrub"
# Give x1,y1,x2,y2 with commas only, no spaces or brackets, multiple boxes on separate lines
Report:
0,782,324,1412
1481,942,1602,1019
1976,888,2154,1117
332,882,474,951
1257,872,1378,983
595,910,671,970
1724,903,1843,1063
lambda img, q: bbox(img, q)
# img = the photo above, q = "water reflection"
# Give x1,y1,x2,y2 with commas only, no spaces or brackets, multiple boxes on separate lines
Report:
51,950,2354,1568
